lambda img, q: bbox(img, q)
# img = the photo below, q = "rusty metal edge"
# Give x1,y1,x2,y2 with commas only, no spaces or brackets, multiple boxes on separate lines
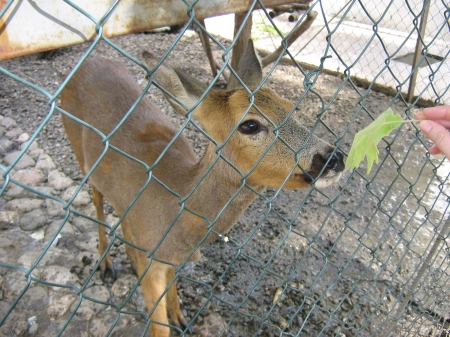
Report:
0,0,311,61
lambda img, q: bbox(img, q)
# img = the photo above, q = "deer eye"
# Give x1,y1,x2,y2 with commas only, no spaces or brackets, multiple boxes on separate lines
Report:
239,120,263,135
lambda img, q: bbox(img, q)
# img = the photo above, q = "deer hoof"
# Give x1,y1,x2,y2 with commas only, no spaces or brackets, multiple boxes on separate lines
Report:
99,264,116,284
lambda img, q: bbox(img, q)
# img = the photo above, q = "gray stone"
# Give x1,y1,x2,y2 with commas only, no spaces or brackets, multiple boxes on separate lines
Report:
89,310,130,337
48,170,73,190
5,127,24,139
61,186,91,207
1,116,17,129
19,208,48,231
70,285,110,320
12,317,29,336
0,210,19,229
0,139,14,155
3,269,28,298
73,232,99,253
5,198,44,213
28,147,45,159
3,151,35,170
36,265,79,291
47,293,78,320
45,198,67,217
71,216,97,233
19,139,38,151
4,185,25,198
17,246,44,269
34,186,56,197
44,219,75,243
11,169,45,186
16,286,48,312
0,245,17,266
111,274,138,298
36,153,56,171
17,132,30,143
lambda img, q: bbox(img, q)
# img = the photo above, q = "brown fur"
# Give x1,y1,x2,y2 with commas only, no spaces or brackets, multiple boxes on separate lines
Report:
60,43,343,336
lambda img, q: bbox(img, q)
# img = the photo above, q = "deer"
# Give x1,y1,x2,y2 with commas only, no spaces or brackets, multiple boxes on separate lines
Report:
60,40,344,337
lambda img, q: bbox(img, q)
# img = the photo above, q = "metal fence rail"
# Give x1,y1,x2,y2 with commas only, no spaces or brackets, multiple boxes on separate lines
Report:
0,0,449,336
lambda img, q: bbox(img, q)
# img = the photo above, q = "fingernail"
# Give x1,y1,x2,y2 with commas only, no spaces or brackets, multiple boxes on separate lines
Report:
419,120,432,133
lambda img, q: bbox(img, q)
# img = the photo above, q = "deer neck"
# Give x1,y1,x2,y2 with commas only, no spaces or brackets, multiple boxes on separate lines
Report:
183,144,264,240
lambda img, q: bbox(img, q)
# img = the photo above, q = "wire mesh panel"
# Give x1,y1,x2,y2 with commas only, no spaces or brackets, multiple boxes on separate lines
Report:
0,1,449,337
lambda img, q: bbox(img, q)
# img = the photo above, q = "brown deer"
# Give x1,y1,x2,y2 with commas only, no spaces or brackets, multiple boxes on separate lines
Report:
60,40,344,337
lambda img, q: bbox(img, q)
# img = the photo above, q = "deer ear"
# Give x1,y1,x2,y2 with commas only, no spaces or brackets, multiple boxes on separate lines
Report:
143,51,207,115
232,39,263,89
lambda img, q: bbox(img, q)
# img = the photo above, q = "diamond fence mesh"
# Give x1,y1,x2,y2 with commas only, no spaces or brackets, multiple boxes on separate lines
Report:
0,0,449,336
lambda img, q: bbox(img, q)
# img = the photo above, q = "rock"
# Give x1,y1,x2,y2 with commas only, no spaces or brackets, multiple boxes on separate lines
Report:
61,186,91,207
17,246,44,269
12,317,29,335
89,310,129,337
12,169,45,186
28,147,45,159
3,151,35,170
73,232,100,253
16,286,48,312
58,318,89,337
16,245,68,269
19,208,48,231
71,216,97,233
0,139,14,155
196,313,228,337
4,185,25,198
1,116,17,129
28,317,39,335
5,198,44,213
5,127,24,139
0,210,19,229
34,186,56,196
111,274,138,297
17,133,30,143
44,219,75,243
48,170,73,190
70,285,110,320
3,269,28,298
19,139,38,151
36,153,56,171
0,245,17,266
37,265,79,291
45,198,67,217
47,293,78,320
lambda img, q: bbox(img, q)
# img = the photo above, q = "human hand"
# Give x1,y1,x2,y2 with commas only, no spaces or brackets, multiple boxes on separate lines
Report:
415,106,450,159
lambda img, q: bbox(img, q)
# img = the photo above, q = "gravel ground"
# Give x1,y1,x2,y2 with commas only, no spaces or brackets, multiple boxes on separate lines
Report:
0,29,448,337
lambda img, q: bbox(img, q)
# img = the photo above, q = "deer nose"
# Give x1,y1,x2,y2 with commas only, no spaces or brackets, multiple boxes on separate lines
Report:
325,150,345,172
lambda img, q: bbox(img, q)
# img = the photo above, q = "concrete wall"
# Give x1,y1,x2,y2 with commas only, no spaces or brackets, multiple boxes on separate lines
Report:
323,0,448,38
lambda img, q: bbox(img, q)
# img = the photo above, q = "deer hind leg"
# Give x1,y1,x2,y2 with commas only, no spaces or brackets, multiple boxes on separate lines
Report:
137,255,171,337
92,186,115,280
167,266,189,330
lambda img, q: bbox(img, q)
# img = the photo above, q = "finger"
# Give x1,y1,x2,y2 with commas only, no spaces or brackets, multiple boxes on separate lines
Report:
419,120,450,158
415,111,425,119
420,106,450,121
428,145,442,155
415,112,450,128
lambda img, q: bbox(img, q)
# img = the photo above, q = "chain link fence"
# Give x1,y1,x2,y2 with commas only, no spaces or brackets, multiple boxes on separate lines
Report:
0,0,449,336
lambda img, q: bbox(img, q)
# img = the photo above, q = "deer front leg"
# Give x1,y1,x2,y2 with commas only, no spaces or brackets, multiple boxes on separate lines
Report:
137,255,171,337
92,187,115,280
166,266,189,330
120,218,139,275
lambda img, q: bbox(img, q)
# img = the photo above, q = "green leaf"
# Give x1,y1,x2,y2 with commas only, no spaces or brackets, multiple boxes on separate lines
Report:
346,108,403,174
